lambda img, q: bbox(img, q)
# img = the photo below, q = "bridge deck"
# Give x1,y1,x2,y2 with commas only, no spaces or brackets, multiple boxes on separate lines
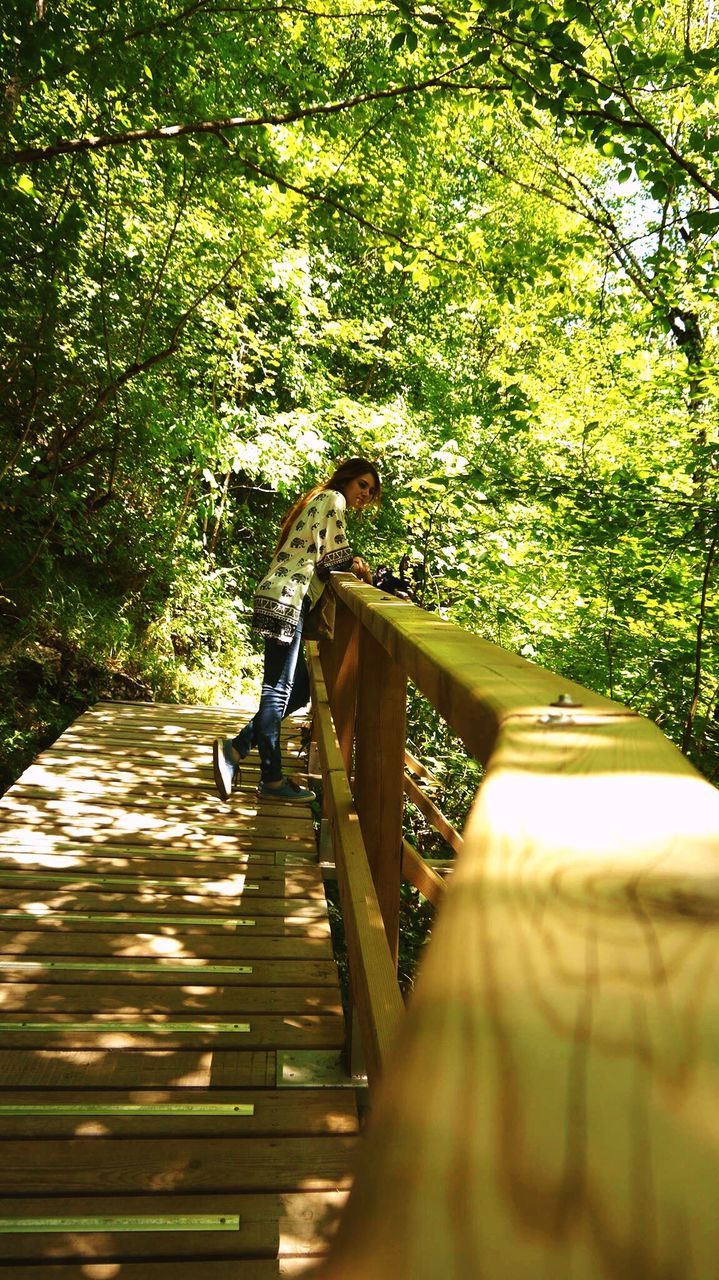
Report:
0,701,356,1277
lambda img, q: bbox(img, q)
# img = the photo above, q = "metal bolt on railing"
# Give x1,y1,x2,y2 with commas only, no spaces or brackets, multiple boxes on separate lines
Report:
538,692,583,725
550,693,582,708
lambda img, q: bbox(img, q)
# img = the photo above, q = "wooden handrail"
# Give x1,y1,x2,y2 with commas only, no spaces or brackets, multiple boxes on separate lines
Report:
317,574,719,1278
330,574,628,761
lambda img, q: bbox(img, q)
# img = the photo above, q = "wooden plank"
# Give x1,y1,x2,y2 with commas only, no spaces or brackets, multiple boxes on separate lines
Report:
0,921,330,944
0,871,324,900
0,798,315,837
9,781,316,820
0,829,316,860
0,1011,344,1049
0,916,327,947
0,982,342,1014
0,957,339,986
0,880,322,911
0,1189,348,1260
0,1260,319,1278
52,715,305,738
0,1090,358,1138
0,921,330,942
353,626,407,967
403,749,435,783
0,1049,278,1088
0,930,333,960
0,828,316,854
0,1135,356,1193
0,888,327,918
31,716,306,741
0,920,329,945
0,846,320,873
0,899,325,930
0,1011,343,1050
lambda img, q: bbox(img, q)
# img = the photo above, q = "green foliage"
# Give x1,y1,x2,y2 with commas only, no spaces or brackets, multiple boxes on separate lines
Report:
1,0,718,797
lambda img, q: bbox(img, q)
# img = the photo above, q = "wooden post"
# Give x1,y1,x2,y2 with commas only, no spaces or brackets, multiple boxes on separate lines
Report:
320,592,359,778
353,626,407,968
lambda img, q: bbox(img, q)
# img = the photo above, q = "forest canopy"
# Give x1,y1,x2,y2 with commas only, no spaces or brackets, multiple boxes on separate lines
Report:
1,0,718,787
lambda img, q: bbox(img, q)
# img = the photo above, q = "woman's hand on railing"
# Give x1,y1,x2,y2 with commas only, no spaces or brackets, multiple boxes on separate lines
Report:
352,556,372,583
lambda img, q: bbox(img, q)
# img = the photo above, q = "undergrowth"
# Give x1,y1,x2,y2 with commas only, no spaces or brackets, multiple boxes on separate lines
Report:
0,566,262,794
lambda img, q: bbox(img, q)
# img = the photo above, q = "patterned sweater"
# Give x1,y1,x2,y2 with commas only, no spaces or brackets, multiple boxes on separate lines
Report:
251,488,354,643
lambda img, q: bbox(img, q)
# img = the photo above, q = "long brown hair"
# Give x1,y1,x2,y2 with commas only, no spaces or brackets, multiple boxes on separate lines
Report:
275,457,381,552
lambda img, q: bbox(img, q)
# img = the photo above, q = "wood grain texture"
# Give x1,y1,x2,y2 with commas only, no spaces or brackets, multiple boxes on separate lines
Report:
0,1135,356,1194
0,983,342,1015
0,1089,358,1139
0,1190,348,1261
331,574,631,762
0,1262,319,1279
0,1011,345,1050
0,957,338,986
0,929,333,959
322,709,719,1279
0,1048,278,1088
307,645,404,1087
353,626,407,966
0,870,325,900
0,699,356,1272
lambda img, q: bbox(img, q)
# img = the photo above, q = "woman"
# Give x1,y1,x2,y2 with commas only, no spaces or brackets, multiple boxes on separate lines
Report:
213,457,380,803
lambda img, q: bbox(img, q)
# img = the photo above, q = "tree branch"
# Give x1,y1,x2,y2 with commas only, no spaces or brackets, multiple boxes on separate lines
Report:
491,25,719,202
134,156,195,360
0,70,503,167
98,162,122,505
232,151,466,265
21,0,391,92
46,243,249,463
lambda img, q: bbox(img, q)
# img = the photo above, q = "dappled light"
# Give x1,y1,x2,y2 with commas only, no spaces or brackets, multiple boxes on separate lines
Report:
79,1264,121,1280
144,935,184,955
75,1120,110,1136
0,700,356,1273
4,2,719,1273
462,720,719,909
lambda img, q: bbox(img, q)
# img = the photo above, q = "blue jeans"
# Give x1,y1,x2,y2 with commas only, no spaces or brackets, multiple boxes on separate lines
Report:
234,600,310,784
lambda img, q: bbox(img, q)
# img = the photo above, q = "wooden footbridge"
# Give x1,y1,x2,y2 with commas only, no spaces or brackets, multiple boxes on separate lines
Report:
0,701,355,1277
2,573,719,1279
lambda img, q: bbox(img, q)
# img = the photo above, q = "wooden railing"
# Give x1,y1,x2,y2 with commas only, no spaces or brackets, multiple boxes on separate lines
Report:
310,573,719,1278
401,748,459,905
